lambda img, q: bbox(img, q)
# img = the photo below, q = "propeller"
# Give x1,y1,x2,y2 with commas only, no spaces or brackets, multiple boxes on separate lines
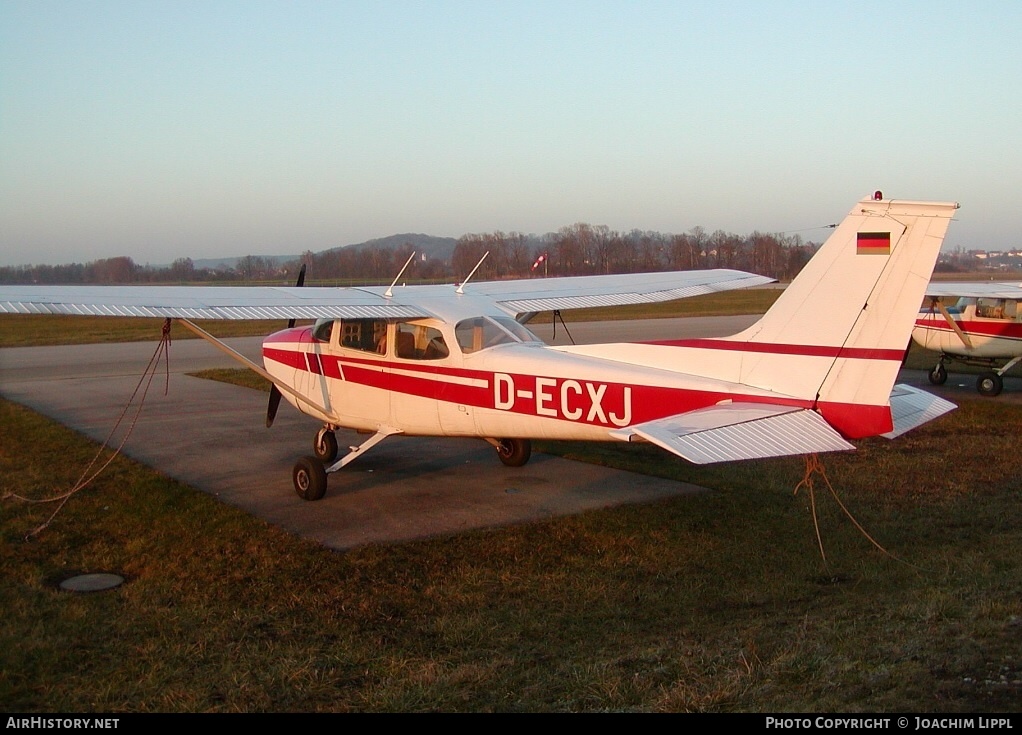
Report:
266,263,306,428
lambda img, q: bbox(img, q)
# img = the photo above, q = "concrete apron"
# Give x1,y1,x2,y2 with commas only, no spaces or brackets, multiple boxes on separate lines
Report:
0,339,704,551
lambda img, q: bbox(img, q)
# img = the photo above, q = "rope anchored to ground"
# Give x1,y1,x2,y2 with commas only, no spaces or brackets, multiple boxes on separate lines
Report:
795,453,924,571
6,319,174,539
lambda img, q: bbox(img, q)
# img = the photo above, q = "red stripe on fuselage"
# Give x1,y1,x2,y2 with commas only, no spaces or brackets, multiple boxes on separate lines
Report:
262,343,892,438
639,338,905,361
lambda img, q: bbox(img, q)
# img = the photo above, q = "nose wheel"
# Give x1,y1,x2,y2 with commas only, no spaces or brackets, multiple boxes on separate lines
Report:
313,427,338,462
293,456,327,501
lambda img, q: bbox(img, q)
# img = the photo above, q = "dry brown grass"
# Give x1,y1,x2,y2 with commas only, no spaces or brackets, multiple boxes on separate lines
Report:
2,394,1019,712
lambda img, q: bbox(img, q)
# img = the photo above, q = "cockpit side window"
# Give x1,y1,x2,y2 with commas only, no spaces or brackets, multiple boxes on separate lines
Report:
455,316,541,354
456,318,501,354
395,322,449,360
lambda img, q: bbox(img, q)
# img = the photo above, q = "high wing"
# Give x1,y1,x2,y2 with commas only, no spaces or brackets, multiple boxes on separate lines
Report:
0,269,773,321
925,282,1022,299
464,269,775,316
0,285,432,321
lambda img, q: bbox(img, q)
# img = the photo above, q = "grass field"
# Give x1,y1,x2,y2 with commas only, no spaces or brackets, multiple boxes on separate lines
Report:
1,396,1020,712
0,314,287,348
2,408,1021,709
2,300,1020,712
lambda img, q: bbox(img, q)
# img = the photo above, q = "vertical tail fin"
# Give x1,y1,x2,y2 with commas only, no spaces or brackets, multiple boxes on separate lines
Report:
729,195,959,437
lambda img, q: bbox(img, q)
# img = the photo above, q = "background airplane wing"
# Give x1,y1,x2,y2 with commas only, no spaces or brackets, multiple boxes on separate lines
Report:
464,269,775,316
609,402,854,464
926,282,1022,299
0,285,432,320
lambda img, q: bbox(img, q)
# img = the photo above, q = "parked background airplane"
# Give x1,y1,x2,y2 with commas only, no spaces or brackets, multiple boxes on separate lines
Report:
0,195,960,500
912,281,1022,396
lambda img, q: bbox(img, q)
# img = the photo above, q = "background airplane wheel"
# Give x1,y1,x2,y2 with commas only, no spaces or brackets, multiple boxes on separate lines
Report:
313,430,338,462
293,456,327,501
976,372,1003,397
496,438,531,467
928,363,948,385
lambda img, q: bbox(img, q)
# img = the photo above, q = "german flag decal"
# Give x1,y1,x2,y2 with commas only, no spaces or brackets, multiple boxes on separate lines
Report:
857,231,891,255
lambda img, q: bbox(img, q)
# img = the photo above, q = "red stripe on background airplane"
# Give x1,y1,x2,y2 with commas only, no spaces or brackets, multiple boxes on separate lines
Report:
0,194,960,500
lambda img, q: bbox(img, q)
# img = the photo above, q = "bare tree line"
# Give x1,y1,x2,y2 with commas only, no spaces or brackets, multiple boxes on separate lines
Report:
449,226,815,282
1,225,819,285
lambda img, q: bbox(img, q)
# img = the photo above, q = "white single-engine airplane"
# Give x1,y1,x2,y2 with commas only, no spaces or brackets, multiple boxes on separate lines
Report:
912,281,1022,396
0,195,959,500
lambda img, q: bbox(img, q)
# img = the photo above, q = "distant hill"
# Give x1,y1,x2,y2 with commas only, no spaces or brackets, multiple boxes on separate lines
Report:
189,234,459,271
320,233,459,263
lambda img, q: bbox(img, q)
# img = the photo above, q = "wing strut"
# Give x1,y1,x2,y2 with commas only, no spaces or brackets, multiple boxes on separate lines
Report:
934,298,973,349
174,318,339,422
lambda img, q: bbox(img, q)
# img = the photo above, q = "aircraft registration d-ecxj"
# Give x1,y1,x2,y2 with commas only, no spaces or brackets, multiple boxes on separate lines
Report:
0,195,960,500
912,281,1022,396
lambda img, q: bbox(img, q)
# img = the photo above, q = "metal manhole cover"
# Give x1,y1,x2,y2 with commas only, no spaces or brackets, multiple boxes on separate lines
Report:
59,573,124,592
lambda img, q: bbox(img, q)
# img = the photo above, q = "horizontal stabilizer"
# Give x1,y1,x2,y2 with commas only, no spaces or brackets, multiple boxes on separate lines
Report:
610,403,854,464
881,384,957,439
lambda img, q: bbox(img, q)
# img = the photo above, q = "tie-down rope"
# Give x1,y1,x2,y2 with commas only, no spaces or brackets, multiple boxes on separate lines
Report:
7,319,173,539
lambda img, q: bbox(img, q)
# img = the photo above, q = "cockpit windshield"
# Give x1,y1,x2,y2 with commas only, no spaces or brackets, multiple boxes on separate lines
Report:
455,316,542,354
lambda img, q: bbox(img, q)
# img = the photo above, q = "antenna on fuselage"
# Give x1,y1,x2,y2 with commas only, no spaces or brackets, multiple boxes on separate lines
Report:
456,251,489,295
384,251,416,298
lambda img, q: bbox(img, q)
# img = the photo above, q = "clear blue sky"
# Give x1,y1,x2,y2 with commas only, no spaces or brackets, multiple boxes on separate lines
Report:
2,0,1018,266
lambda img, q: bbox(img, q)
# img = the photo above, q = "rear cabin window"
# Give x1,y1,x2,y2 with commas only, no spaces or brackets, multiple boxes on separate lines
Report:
314,318,388,353
976,299,1011,320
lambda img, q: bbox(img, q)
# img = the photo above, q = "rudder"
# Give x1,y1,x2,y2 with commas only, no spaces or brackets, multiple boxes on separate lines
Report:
726,194,959,437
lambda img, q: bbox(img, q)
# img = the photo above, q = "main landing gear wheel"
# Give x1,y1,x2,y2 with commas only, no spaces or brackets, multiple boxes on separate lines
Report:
313,429,338,462
977,372,1003,397
928,363,948,385
496,438,532,467
293,456,327,501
